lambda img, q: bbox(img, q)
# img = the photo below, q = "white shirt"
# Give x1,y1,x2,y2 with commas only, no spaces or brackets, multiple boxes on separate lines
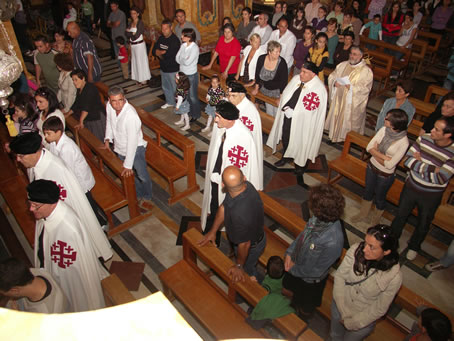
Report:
175,42,200,75
269,29,297,69
248,25,273,46
239,44,267,77
49,133,95,193
105,100,147,169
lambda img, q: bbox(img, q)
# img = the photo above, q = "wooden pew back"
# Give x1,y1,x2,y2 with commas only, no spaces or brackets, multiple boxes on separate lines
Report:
424,84,450,104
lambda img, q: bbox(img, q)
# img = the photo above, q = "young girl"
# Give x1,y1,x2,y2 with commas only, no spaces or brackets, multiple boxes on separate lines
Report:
13,94,39,134
63,2,77,30
308,32,329,81
202,75,225,133
174,72,191,131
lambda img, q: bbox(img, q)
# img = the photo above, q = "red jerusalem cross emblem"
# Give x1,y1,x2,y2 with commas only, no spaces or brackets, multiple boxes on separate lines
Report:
302,92,320,111
56,183,67,201
50,240,77,268
240,116,254,132
228,145,249,168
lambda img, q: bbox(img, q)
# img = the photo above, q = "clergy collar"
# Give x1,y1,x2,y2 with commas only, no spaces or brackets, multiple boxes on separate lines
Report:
348,59,365,68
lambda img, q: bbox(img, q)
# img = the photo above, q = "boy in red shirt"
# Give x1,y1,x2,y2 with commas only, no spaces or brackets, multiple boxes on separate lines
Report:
115,37,129,79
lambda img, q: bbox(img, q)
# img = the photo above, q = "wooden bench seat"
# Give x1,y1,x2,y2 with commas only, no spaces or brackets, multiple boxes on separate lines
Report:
408,97,436,121
160,260,264,339
161,228,307,340
424,84,449,104
409,39,428,76
366,50,394,95
102,273,135,307
417,31,442,63
95,82,199,205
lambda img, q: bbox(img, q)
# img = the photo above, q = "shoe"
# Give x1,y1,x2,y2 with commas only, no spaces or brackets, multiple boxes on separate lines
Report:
190,117,198,123
201,126,211,133
174,117,185,126
294,164,307,175
101,224,109,232
406,249,418,261
274,158,290,167
139,198,153,211
425,261,446,272
181,125,190,131
181,113,190,131
161,103,173,109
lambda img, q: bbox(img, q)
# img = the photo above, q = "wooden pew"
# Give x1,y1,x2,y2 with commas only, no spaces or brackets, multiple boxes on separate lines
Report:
360,36,412,79
66,116,151,237
365,50,394,95
424,84,449,104
408,97,436,121
409,39,428,76
94,82,200,205
102,273,135,307
416,31,442,63
160,228,308,340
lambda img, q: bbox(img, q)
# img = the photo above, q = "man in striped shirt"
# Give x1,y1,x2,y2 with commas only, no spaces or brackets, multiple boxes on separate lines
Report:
391,116,454,261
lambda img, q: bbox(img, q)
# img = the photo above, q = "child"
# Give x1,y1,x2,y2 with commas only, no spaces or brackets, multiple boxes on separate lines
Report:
42,116,108,229
360,14,383,42
308,32,329,81
246,256,295,329
312,6,328,33
81,0,94,35
174,72,191,131
202,75,225,133
12,94,39,134
116,37,129,80
63,2,77,30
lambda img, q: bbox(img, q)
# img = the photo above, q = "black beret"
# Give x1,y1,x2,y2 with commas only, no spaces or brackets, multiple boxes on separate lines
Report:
302,61,320,75
9,132,42,155
215,100,239,120
228,81,247,94
27,180,60,204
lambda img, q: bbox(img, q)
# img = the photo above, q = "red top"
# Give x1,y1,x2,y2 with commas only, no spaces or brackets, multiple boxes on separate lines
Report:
215,37,241,74
119,46,129,63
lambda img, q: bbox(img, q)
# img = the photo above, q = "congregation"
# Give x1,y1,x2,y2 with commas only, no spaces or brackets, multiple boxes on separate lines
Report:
2,0,454,339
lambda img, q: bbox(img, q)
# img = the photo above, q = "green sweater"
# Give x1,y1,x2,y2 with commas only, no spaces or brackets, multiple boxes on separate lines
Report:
250,275,295,320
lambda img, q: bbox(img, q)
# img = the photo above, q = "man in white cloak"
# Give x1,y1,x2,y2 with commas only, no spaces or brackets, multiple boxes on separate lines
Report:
227,81,264,190
324,46,373,143
267,62,328,173
201,101,261,244
27,179,109,312
9,132,112,262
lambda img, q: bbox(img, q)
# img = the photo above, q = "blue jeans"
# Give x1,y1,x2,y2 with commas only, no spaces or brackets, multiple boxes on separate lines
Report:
440,240,454,268
161,71,177,106
330,300,376,341
233,234,266,278
118,146,153,200
363,164,395,210
391,181,443,252
187,72,201,119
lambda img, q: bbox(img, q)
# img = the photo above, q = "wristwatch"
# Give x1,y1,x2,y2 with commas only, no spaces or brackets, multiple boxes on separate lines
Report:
236,264,243,269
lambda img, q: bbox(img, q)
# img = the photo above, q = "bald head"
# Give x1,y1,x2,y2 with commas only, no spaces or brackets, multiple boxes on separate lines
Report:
222,166,246,194
67,22,80,39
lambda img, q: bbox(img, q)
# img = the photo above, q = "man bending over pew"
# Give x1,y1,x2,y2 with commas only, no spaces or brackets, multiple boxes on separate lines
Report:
199,166,266,282
391,116,454,261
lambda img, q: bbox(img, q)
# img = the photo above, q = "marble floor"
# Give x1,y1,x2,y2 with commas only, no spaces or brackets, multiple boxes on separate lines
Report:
3,49,453,339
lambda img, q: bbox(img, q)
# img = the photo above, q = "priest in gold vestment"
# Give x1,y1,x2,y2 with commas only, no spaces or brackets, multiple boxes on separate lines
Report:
325,46,373,143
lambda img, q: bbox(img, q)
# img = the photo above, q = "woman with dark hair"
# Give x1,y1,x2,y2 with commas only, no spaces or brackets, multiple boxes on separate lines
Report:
289,7,307,41
420,91,454,135
236,7,256,47
12,94,39,134
293,25,315,74
219,16,233,37
405,306,452,341
65,69,106,141
337,9,354,43
326,18,339,68
271,1,285,28
35,87,66,147
252,40,288,117
353,109,409,225
331,225,402,340
176,28,201,121
53,28,72,54
307,32,329,81
54,53,76,114
202,23,242,81
126,6,151,84
375,80,415,131
333,31,354,66
382,2,404,44
283,184,345,318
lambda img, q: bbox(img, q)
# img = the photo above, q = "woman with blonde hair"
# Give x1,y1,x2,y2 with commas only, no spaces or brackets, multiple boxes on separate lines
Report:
235,33,266,85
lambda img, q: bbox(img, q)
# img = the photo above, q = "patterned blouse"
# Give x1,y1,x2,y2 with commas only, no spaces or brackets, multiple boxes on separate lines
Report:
207,86,226,106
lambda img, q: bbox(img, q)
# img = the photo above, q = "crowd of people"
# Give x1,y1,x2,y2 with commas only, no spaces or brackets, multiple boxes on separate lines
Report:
2,0,454,339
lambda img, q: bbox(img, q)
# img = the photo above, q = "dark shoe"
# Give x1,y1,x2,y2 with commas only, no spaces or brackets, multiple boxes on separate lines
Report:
274,158,290,167
294,164,307,175
190,117,198,123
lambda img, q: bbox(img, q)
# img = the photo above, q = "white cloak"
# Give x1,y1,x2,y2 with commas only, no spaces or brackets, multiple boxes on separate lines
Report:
236,96,264,190
266,75,328,167
34,201,109,312
201,120,261,230
28,150,112,261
